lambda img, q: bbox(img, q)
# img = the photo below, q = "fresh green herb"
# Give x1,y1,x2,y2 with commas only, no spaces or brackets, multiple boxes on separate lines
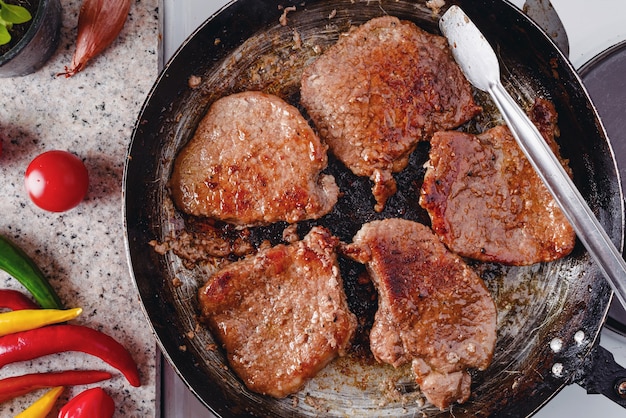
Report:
0,0,32,46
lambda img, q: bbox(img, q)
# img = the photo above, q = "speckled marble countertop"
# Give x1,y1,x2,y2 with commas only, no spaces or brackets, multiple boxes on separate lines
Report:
0,0,159,416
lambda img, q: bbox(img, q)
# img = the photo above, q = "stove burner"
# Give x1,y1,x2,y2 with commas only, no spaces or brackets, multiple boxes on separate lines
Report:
580,40,626,335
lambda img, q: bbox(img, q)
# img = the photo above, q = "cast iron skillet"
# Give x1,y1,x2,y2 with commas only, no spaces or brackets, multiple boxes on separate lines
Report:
123,0,624,416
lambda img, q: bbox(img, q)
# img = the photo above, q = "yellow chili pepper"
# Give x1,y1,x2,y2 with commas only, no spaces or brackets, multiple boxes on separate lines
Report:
0,308,82,337
15,386,64,418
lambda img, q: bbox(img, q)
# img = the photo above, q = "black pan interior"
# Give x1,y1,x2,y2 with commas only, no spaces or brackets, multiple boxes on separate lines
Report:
123,1,622,417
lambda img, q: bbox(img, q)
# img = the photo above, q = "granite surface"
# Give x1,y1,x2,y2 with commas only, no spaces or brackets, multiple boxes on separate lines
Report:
0,0,160,416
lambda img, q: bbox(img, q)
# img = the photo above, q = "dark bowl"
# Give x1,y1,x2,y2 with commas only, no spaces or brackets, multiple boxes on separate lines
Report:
0,0,61,77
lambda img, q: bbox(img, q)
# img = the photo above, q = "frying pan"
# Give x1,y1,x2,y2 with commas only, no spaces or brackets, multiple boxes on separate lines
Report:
123,0,625,416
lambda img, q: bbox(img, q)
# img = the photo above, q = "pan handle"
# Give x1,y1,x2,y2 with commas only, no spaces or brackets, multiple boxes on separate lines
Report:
522,0,570,56
576,344,626,408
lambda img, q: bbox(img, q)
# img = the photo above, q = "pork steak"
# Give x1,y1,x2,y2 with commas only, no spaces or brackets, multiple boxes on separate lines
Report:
170,91,339,227
301,16,481,212
197,226,357,398
420,98,575,265
343,218,497,410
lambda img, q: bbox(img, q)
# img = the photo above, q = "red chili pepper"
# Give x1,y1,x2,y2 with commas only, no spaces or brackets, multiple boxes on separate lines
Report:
0,324,140,387
58,387,115,418
0,370,112,404
0,289,39,310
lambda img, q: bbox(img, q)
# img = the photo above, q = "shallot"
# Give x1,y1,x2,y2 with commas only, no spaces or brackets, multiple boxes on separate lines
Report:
60,0,131,77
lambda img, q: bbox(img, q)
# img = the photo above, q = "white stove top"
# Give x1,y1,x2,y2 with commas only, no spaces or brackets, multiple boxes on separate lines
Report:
159,1,626,416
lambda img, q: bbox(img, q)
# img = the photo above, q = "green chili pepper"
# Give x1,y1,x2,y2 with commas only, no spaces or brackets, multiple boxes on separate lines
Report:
0,234,63,309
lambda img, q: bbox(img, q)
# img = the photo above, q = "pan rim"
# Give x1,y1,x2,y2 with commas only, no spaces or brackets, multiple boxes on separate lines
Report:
123,1,621,416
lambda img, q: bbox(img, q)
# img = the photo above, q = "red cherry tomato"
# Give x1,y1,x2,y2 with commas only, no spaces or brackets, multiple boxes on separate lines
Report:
58,387,115,418
24,150,89,212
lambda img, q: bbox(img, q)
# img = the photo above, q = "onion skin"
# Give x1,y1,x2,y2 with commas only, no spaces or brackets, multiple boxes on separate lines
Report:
61,0,131,77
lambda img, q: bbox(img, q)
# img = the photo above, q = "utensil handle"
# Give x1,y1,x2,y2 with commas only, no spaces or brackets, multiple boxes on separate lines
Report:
490,81,626,310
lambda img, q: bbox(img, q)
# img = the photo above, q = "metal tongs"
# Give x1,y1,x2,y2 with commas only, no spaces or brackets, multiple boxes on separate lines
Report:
439,5,626,309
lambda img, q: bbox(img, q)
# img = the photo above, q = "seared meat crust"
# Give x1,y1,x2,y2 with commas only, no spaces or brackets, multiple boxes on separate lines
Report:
301,16,481,212
170,91,339,227
420,99,575,265
343,218,497,410
197,226,357,398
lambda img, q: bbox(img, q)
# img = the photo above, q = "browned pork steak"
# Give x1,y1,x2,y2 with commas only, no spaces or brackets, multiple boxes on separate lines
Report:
420,99,575,265
300,16,481,212
169,91,339,227
197,226,357,398
343,218,497,410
